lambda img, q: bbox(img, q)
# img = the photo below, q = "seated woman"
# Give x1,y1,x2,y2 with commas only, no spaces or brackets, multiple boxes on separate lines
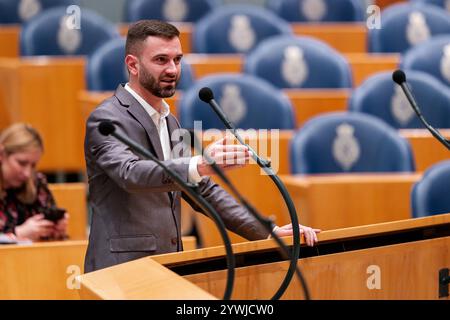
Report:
0,123,68,242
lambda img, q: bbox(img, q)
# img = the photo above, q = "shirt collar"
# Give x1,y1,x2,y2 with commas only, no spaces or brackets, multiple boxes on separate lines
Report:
124,83,170,120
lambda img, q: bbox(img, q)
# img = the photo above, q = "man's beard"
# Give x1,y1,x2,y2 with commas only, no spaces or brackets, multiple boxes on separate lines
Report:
139,66,179,98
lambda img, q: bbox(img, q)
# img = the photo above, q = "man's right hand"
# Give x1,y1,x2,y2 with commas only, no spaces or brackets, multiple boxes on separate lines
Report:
197,136,252,176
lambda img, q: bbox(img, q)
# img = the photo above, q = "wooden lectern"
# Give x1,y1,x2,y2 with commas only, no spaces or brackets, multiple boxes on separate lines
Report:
77,213,450,300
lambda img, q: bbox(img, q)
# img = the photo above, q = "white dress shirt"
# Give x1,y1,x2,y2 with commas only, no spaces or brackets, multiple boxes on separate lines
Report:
124,83,202,183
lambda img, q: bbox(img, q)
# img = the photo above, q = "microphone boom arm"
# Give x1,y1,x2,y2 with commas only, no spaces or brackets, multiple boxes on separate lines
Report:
98,121,236,300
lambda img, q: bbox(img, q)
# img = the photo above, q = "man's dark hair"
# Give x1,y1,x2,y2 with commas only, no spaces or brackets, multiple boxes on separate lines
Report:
125,20,180,56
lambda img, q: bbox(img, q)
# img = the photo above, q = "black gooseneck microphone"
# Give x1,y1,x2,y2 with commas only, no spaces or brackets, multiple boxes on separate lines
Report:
392,70,450,151
188,131,311,300
198,87,303,300
199,87,271,167
98,120,236,300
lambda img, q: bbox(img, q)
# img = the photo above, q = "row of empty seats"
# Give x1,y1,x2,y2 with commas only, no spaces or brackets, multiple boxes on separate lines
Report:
291,114,450,218
8,3,449,94
3,2,449,56
175,70,450,129
86,32,450,90
2,0,449,24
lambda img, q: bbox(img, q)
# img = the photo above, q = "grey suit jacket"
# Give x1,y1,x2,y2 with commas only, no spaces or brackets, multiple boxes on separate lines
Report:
84,85,269,272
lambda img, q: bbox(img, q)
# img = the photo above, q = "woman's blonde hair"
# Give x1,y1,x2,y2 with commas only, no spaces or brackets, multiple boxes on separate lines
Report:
0,123,44,203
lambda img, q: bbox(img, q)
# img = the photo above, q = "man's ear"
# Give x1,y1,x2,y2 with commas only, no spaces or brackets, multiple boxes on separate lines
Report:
125,54,139,76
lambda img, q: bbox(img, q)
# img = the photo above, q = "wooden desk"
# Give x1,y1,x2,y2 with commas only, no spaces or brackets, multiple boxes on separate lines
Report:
400,129,450,172
0,57,86,172
376,0,406,9
292,23,367,53
0,236,197,300
181,214,450,300
0,240,87,299
78,213,450,300
285,89,349,127
49,183,87,240
281,173,421,230
195,172,421,247
344,53,400,86
0,25,20,58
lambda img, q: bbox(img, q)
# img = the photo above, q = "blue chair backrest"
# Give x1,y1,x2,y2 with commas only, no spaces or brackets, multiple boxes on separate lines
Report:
87,37,195,91
401,34,450,87
349,70,450,128
411,0,450,12
20,6,118,56
178,73,295,130
412,160,450,217
192,5,292,54
124,0,216,23
368,3,450,53
0,0,79,24
244,35,352,89
267,0,364,22
290,112,415,174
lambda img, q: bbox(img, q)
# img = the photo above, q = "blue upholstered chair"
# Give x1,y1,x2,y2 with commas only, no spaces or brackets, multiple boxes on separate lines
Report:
267,0,364,22
401,35,450,86
411,0,450,12
349,70,450,128
20,7,118,56
192,5,292,54
290,112,415,174
412,160,450,217
124,0,216,23
0,0,79,24
178,73,295,130
244,35,352,89
368,3,450,53
87,37,195,91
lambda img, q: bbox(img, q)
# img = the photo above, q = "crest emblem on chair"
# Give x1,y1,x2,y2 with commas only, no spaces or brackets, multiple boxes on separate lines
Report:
332,123,360,171
406,12,430,46
219,84,247,124
281,46,308,87
440,44,450,85
57,15,82,54
163,0,188,22
301,0,326,21
391,85,415,126
18,0,41,22
228,15,255,52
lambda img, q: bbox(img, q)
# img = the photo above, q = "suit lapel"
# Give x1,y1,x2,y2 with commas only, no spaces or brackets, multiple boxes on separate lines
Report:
166,114,179,150
115,85,165,160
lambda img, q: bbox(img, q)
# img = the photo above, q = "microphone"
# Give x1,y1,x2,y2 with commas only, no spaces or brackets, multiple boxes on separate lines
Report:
188,131,311,300
199,87,270,168
392,70,450,151
198,87,303,300
97,120,236,300
199,87,235,131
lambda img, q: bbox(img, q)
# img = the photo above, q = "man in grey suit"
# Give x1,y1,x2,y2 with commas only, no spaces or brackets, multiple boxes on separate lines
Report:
84,20,320,272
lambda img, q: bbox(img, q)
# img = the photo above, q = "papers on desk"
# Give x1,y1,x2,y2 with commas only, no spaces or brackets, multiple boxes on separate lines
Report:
0,233,32,245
